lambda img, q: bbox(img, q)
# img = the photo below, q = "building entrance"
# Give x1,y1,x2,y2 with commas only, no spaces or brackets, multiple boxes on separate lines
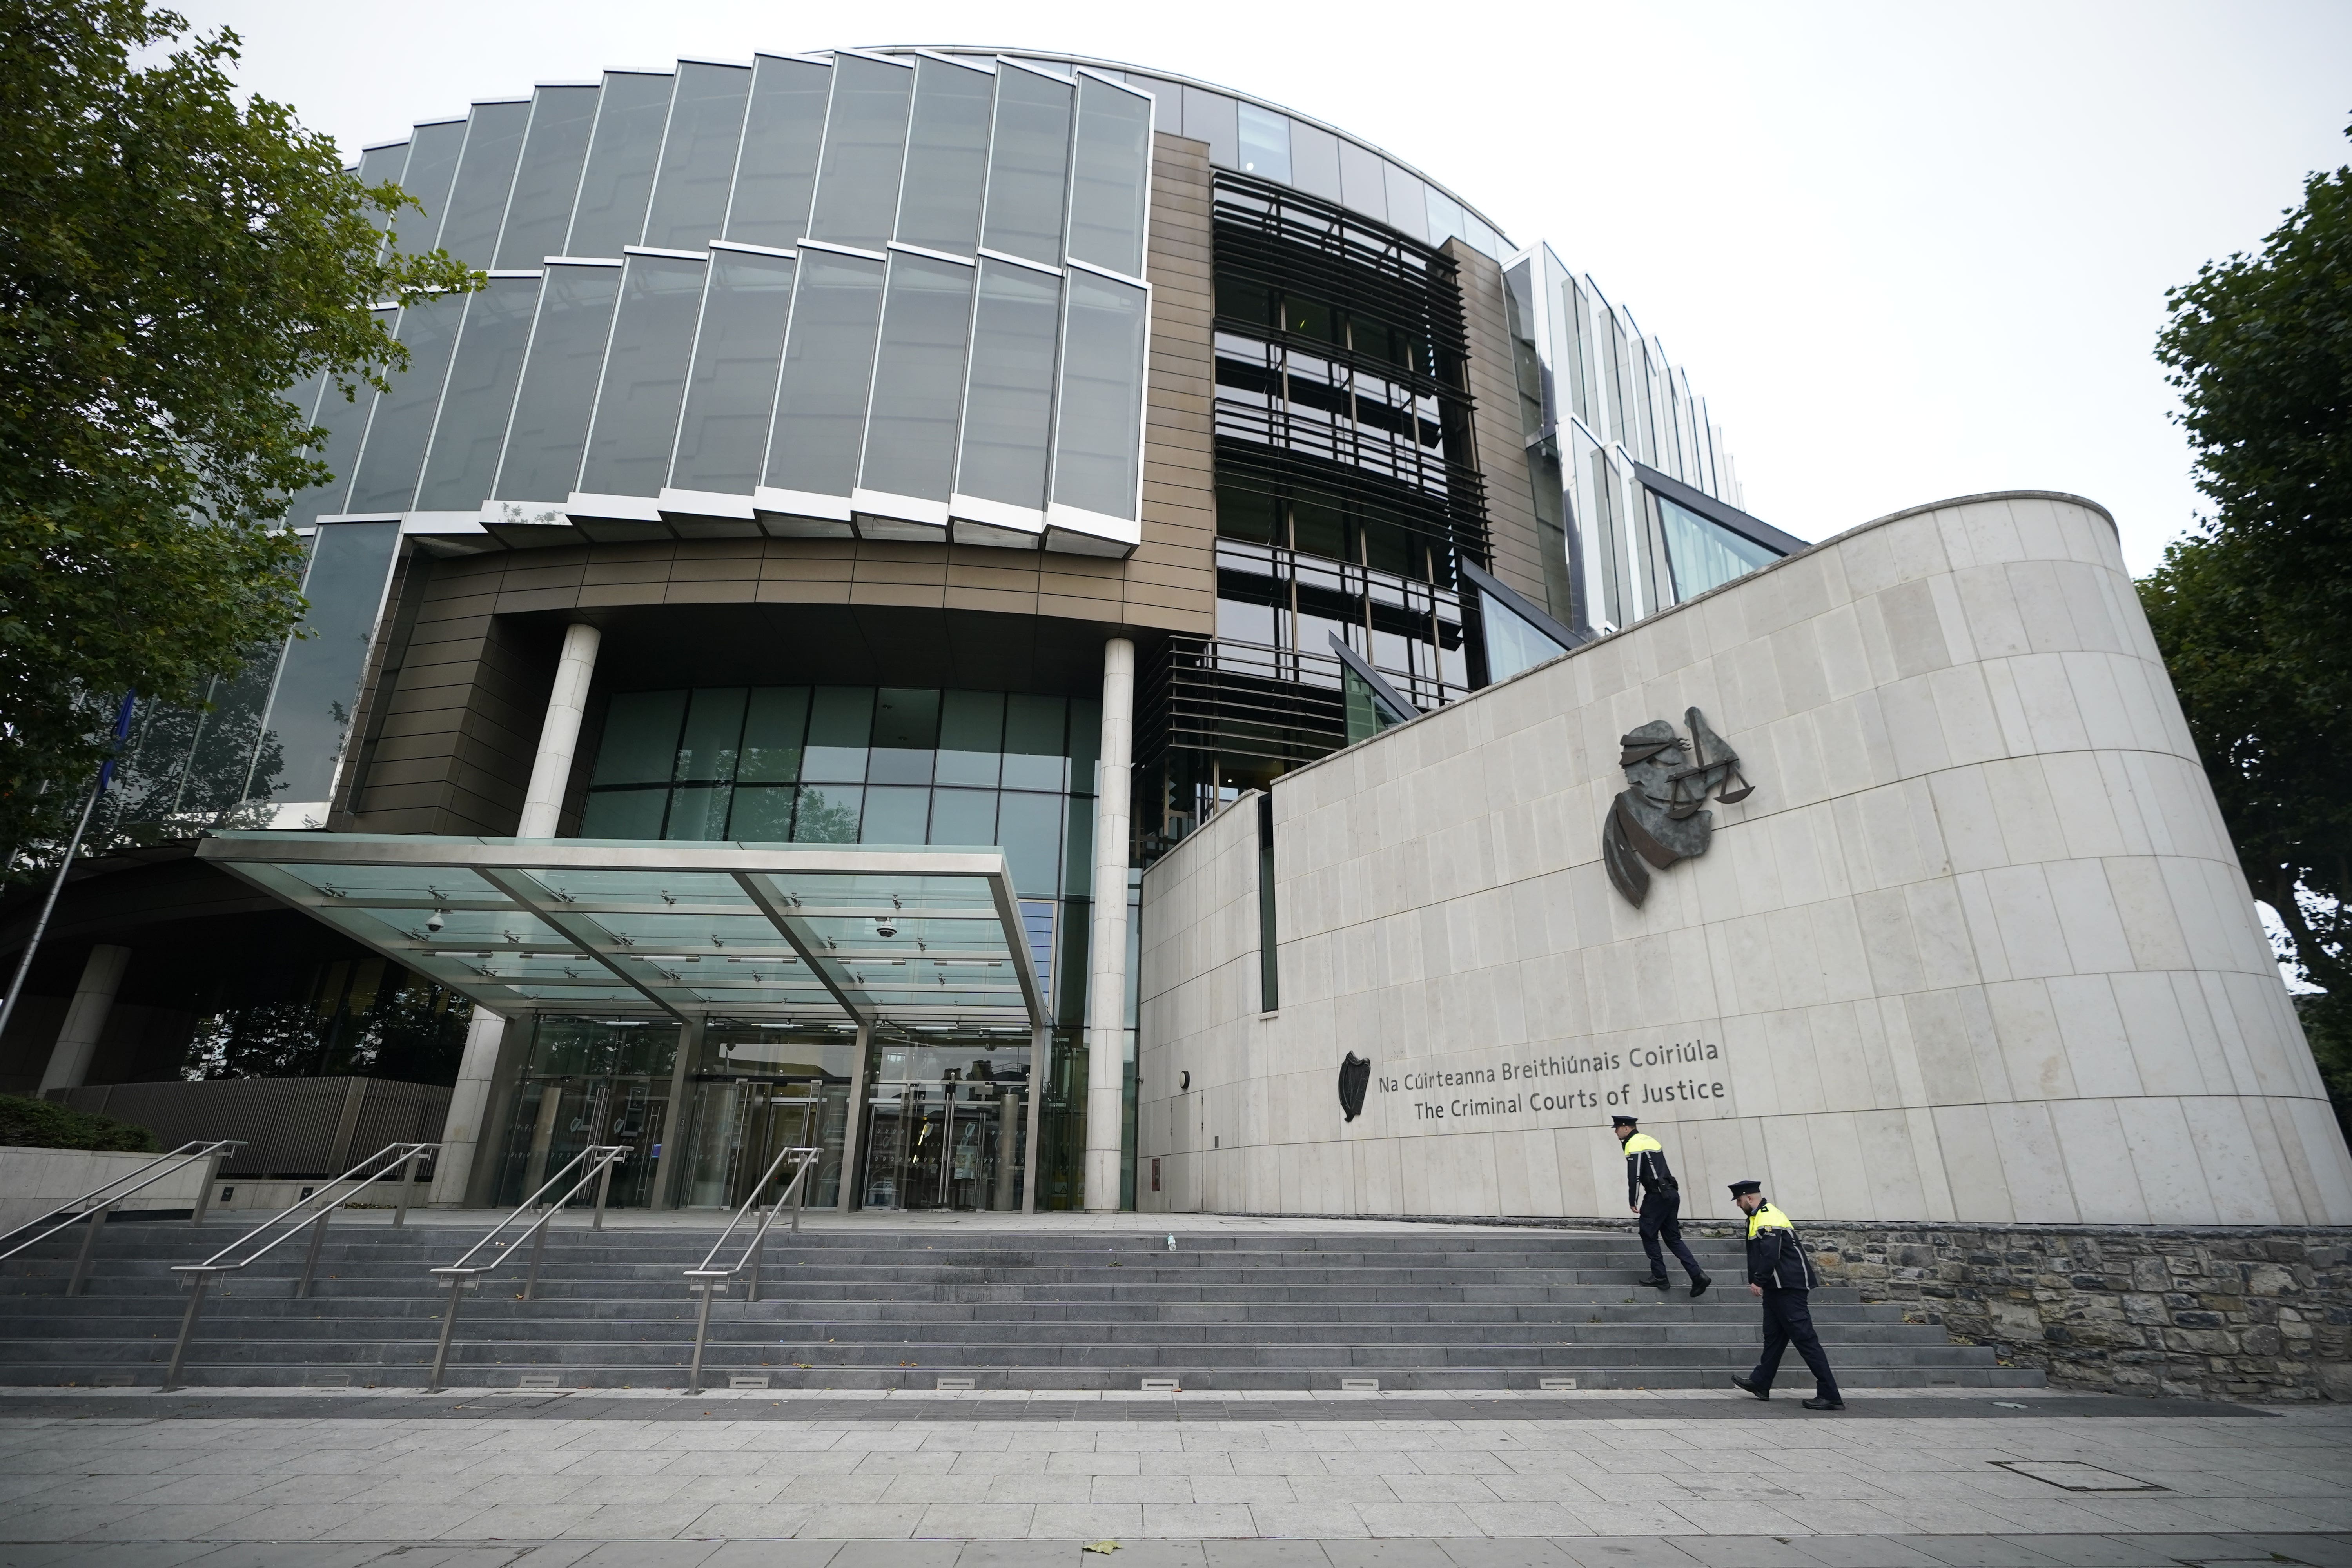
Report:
856,1033,1031,1212
494,1018,679,1209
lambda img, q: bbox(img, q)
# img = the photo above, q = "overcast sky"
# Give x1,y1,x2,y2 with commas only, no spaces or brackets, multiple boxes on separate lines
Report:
178,0,2352,574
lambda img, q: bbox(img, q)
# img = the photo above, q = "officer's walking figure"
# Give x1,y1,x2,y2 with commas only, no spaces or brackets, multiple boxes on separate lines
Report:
1612,1115,1710,1296
1727,1179,1844,1411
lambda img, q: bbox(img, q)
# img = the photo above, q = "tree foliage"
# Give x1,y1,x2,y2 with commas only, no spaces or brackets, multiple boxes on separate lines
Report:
2141,123,2352,1085
0,1092,159,1152
0,0,474,856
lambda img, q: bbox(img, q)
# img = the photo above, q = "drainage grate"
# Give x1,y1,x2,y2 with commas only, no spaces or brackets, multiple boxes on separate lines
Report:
514,1374,563,1390
729,1374,771,1390
299,1372,350,1388
1993,1460,2166,1492
1139,1378,1181,1392
935,1377,976,1392
1539,1377,1579,1392
1338,1377,1379,1392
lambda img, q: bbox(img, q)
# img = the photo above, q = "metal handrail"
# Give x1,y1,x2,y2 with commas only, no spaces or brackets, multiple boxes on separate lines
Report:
162,1141,437,1390
684,1145,820,1395
423,1144,628,1393
0,1140,245,1296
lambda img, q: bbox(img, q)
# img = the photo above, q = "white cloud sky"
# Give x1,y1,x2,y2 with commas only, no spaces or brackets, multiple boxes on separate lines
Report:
178,0,2352,573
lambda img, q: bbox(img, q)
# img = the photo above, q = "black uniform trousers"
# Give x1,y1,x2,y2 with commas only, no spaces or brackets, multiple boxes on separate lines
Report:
1750,1285,1841,1400
1638,1187,1705,1281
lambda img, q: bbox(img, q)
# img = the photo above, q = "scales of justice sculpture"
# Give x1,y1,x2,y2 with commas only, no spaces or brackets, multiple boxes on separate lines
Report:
1602,708,1753,907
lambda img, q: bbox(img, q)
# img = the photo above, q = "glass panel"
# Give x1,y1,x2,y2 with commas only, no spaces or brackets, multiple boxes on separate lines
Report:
356,142,408,234
1051,270,1147,520
895,55,992,255
1178,85,1236,168
579,250,706,497
285,310,391,523
727,55,831,248
1481,588,1566,683
675,687,747,782
258,521,401,802
792,785,862,842
1067,76,1149,277
808,54,913,252
1062,787,1093,896
593,690,686,784
726,783,797,840
643,61,751,250
435,102,530,268
980,66,1073,266
801,686,873,782
566,71,674,257
1424,185,1465,249
1288,122,1341,203
1657,494,1778,601
390,119,465,256
1068,695,1100,788
496,85,599,269
953,260,1058,509
1337,140,1387,222
1000,694,1066,791
935,690,1003,785
869,688,940,785
996,791,1062,897
764,249,886,499
1382,164,1428,243
670,249,795,495
666,784,732,840
344,292,466,513
737,686,809,782
860,784,929,844
1236,102,1289,183
927,786,996,845
494,262,622,503
860,254,973,503
416,276,541,511
582,786,668,838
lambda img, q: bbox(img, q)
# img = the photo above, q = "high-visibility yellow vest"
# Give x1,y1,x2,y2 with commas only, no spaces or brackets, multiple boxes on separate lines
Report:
1623,1134,1662,1156
1747,1201,1795,1239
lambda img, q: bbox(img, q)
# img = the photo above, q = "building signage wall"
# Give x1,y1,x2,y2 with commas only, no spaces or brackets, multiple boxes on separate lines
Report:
1137,492,2352,1227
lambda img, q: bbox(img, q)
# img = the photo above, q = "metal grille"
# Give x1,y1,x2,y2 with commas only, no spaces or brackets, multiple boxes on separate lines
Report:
57,1078,451,1179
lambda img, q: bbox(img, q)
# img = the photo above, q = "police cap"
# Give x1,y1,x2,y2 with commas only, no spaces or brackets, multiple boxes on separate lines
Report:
1727,1179,1763,1197
1610,1115,1638,1129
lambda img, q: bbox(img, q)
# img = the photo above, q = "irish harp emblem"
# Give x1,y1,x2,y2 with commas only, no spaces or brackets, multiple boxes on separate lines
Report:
1338,1053,1372,1122
1602,707,1754,907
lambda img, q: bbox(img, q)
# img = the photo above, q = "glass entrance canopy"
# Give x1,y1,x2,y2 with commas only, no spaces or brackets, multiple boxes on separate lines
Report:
193,834,1046,1030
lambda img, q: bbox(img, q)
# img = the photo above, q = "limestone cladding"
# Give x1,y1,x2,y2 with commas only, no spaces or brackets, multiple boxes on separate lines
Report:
1136,492,2352,1226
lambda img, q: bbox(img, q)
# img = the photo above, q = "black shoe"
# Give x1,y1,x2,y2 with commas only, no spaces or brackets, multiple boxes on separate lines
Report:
1802,1396,1846,1412
1639,1275,1671,1290
1731,1374,1769,1400
1689,1274,1712,1298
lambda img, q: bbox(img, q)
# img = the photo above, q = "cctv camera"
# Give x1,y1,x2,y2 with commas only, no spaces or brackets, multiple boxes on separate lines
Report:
875,920,898,939
426,910,446,933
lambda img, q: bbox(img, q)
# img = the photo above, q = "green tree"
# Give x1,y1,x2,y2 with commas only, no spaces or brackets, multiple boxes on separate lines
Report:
2142,123,2352,1127
0,0,475,859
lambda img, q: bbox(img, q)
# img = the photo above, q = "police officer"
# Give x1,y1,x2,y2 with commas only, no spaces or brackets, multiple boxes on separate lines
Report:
1613,1115,1710,1296
1726,1179,1843,1411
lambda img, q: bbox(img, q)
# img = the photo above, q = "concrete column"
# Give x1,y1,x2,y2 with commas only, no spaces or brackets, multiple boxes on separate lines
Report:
38,944,131,1094
517,621,601,838
430,1006,509,1207
1083,637,1135,1211
837,1020,873,1211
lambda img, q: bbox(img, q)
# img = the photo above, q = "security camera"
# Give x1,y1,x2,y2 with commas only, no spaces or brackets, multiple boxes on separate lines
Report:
426,910,447,933
875,919,898,939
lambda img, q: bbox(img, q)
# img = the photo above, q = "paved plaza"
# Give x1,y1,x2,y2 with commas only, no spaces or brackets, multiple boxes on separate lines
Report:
1,1388,2348,1566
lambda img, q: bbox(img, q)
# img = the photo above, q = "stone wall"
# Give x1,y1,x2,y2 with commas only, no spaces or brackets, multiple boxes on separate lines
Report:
1345,1211,2352,1403
1801,1220,2352,1403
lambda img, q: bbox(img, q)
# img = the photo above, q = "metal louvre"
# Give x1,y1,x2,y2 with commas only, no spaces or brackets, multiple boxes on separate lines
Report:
1210,171,1469,363
1139,635,1348,774
1214,434,1488,570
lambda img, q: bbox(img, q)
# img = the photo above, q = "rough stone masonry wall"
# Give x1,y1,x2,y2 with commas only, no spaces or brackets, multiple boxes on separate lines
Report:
1320,1212,2352,1402
1798,1221,2352,1403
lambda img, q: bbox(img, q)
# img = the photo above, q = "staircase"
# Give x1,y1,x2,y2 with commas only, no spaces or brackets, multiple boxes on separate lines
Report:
0,1221,2042,1392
